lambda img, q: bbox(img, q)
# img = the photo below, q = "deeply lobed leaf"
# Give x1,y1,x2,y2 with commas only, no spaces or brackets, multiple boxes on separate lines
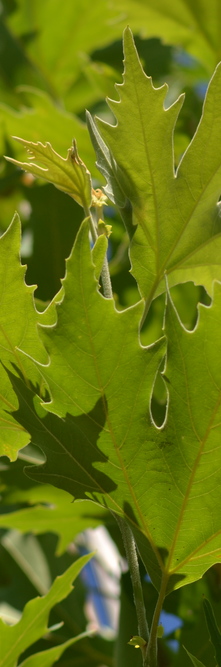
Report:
4,217,221,595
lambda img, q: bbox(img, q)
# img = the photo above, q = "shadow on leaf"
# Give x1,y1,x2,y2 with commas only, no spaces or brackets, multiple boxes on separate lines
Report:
6,367,117,499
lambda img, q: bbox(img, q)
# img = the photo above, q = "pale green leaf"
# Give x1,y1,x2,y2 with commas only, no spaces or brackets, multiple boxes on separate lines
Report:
0,485,107,555
0,553,93,667
5,138,92,210
94,28,221,313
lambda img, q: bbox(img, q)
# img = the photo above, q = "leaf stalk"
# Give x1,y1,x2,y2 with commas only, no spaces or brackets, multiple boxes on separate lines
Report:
84,203,113,299
116,515,149,664
145,575,168,667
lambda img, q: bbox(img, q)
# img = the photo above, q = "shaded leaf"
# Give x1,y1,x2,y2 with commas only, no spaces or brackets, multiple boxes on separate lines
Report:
1,530,51,596
0,553,93,667
5,138,92,209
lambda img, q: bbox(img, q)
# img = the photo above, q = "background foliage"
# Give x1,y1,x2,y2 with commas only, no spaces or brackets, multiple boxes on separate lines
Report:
1,1,221,666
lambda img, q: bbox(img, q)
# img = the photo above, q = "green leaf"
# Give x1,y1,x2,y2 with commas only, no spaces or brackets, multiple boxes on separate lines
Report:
0,485,107,555
0,553,93,667
6,216,221,596
6,218,165,591
95,28,221,310
0,214,48,460
5,138,92,209
203,598,221,666
183,646,207,667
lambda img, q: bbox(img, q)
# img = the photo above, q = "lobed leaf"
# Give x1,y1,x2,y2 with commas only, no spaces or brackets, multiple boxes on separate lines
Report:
5,217,221,595
6,218,165,591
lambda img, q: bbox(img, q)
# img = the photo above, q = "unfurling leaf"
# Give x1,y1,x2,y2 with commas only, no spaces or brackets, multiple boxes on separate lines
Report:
5,138,92,209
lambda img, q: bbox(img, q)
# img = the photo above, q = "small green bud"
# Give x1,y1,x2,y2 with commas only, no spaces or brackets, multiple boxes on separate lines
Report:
128,635,147,649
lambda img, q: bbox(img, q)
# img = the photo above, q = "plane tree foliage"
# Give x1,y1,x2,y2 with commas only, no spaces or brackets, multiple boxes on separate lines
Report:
1,2,221,666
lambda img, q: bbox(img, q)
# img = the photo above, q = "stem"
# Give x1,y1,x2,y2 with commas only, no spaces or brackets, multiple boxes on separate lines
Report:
84,204,113,299
101,255,113,299
144,575,168,667
116,515,149,659
84,204,98,245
